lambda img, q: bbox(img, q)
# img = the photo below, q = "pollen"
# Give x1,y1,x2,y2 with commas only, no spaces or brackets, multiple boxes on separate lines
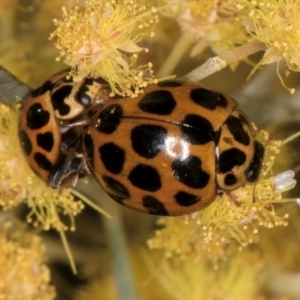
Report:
148,130,295,263
0,222,56,299
226,0,300,76
49,0,158,97
0,103,84,231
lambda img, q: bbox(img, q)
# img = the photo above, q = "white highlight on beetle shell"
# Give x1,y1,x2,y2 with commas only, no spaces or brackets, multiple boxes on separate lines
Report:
165,136,190,160
273,170,296,192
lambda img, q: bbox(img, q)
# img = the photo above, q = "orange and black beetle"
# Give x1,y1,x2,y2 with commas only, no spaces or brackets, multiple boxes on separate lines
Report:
19,71,264,216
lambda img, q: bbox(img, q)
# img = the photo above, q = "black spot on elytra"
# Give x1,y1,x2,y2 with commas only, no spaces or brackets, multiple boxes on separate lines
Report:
99,143,125,174
138,90,176,115
51,85,73,116
218,148,246,173
181,114,214,144
157,80,183,87
174,191,201,206
128,164,161,191
34,152,53,171
172,156,210,189
96,104,123,134
26,103,50,130
36,131,54,152
131,124,167,158
83,77,94,86
76,77,109,108
31,80,55,97
224,174,237,185
238,113,250,125
225,116,250,145
142,196,169,216
19,130,32,156
83,77,110,90
83,134,94,169
102,175,130,204
245,141,265,182
190,88,228,110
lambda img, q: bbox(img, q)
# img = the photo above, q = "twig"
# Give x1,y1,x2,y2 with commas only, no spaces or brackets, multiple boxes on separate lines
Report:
0,66,31,106
182,40,267,82
76,180,138,300
156,32,194,77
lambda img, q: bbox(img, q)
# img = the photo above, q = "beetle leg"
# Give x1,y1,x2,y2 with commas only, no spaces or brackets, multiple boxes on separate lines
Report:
75,152,92,177
49,148,79,188
225,191,241,207
49,126,92,189
59,170,79,190
49,149,93,189
60,119,90,128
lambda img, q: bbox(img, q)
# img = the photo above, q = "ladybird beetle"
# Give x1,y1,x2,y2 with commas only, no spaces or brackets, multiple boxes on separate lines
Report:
19,71,264,216
19,70,111,188
83,80,265,216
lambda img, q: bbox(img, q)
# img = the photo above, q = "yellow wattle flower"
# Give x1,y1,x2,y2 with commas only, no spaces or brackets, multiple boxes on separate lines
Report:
50,0,158,97
148,131,296,263
0,103,84,231
226,0,300,86
0,222,56,299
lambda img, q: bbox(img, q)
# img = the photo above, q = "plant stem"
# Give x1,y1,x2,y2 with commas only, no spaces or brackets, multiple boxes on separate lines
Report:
0,66,32,106
75,181,138,300
102,203,138,300
156,32,194,77
182,40,267,82
59,229,77,274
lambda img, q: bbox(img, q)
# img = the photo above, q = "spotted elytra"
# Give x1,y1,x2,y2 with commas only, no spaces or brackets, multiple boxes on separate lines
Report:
19,71,264,216
19,70,111,188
